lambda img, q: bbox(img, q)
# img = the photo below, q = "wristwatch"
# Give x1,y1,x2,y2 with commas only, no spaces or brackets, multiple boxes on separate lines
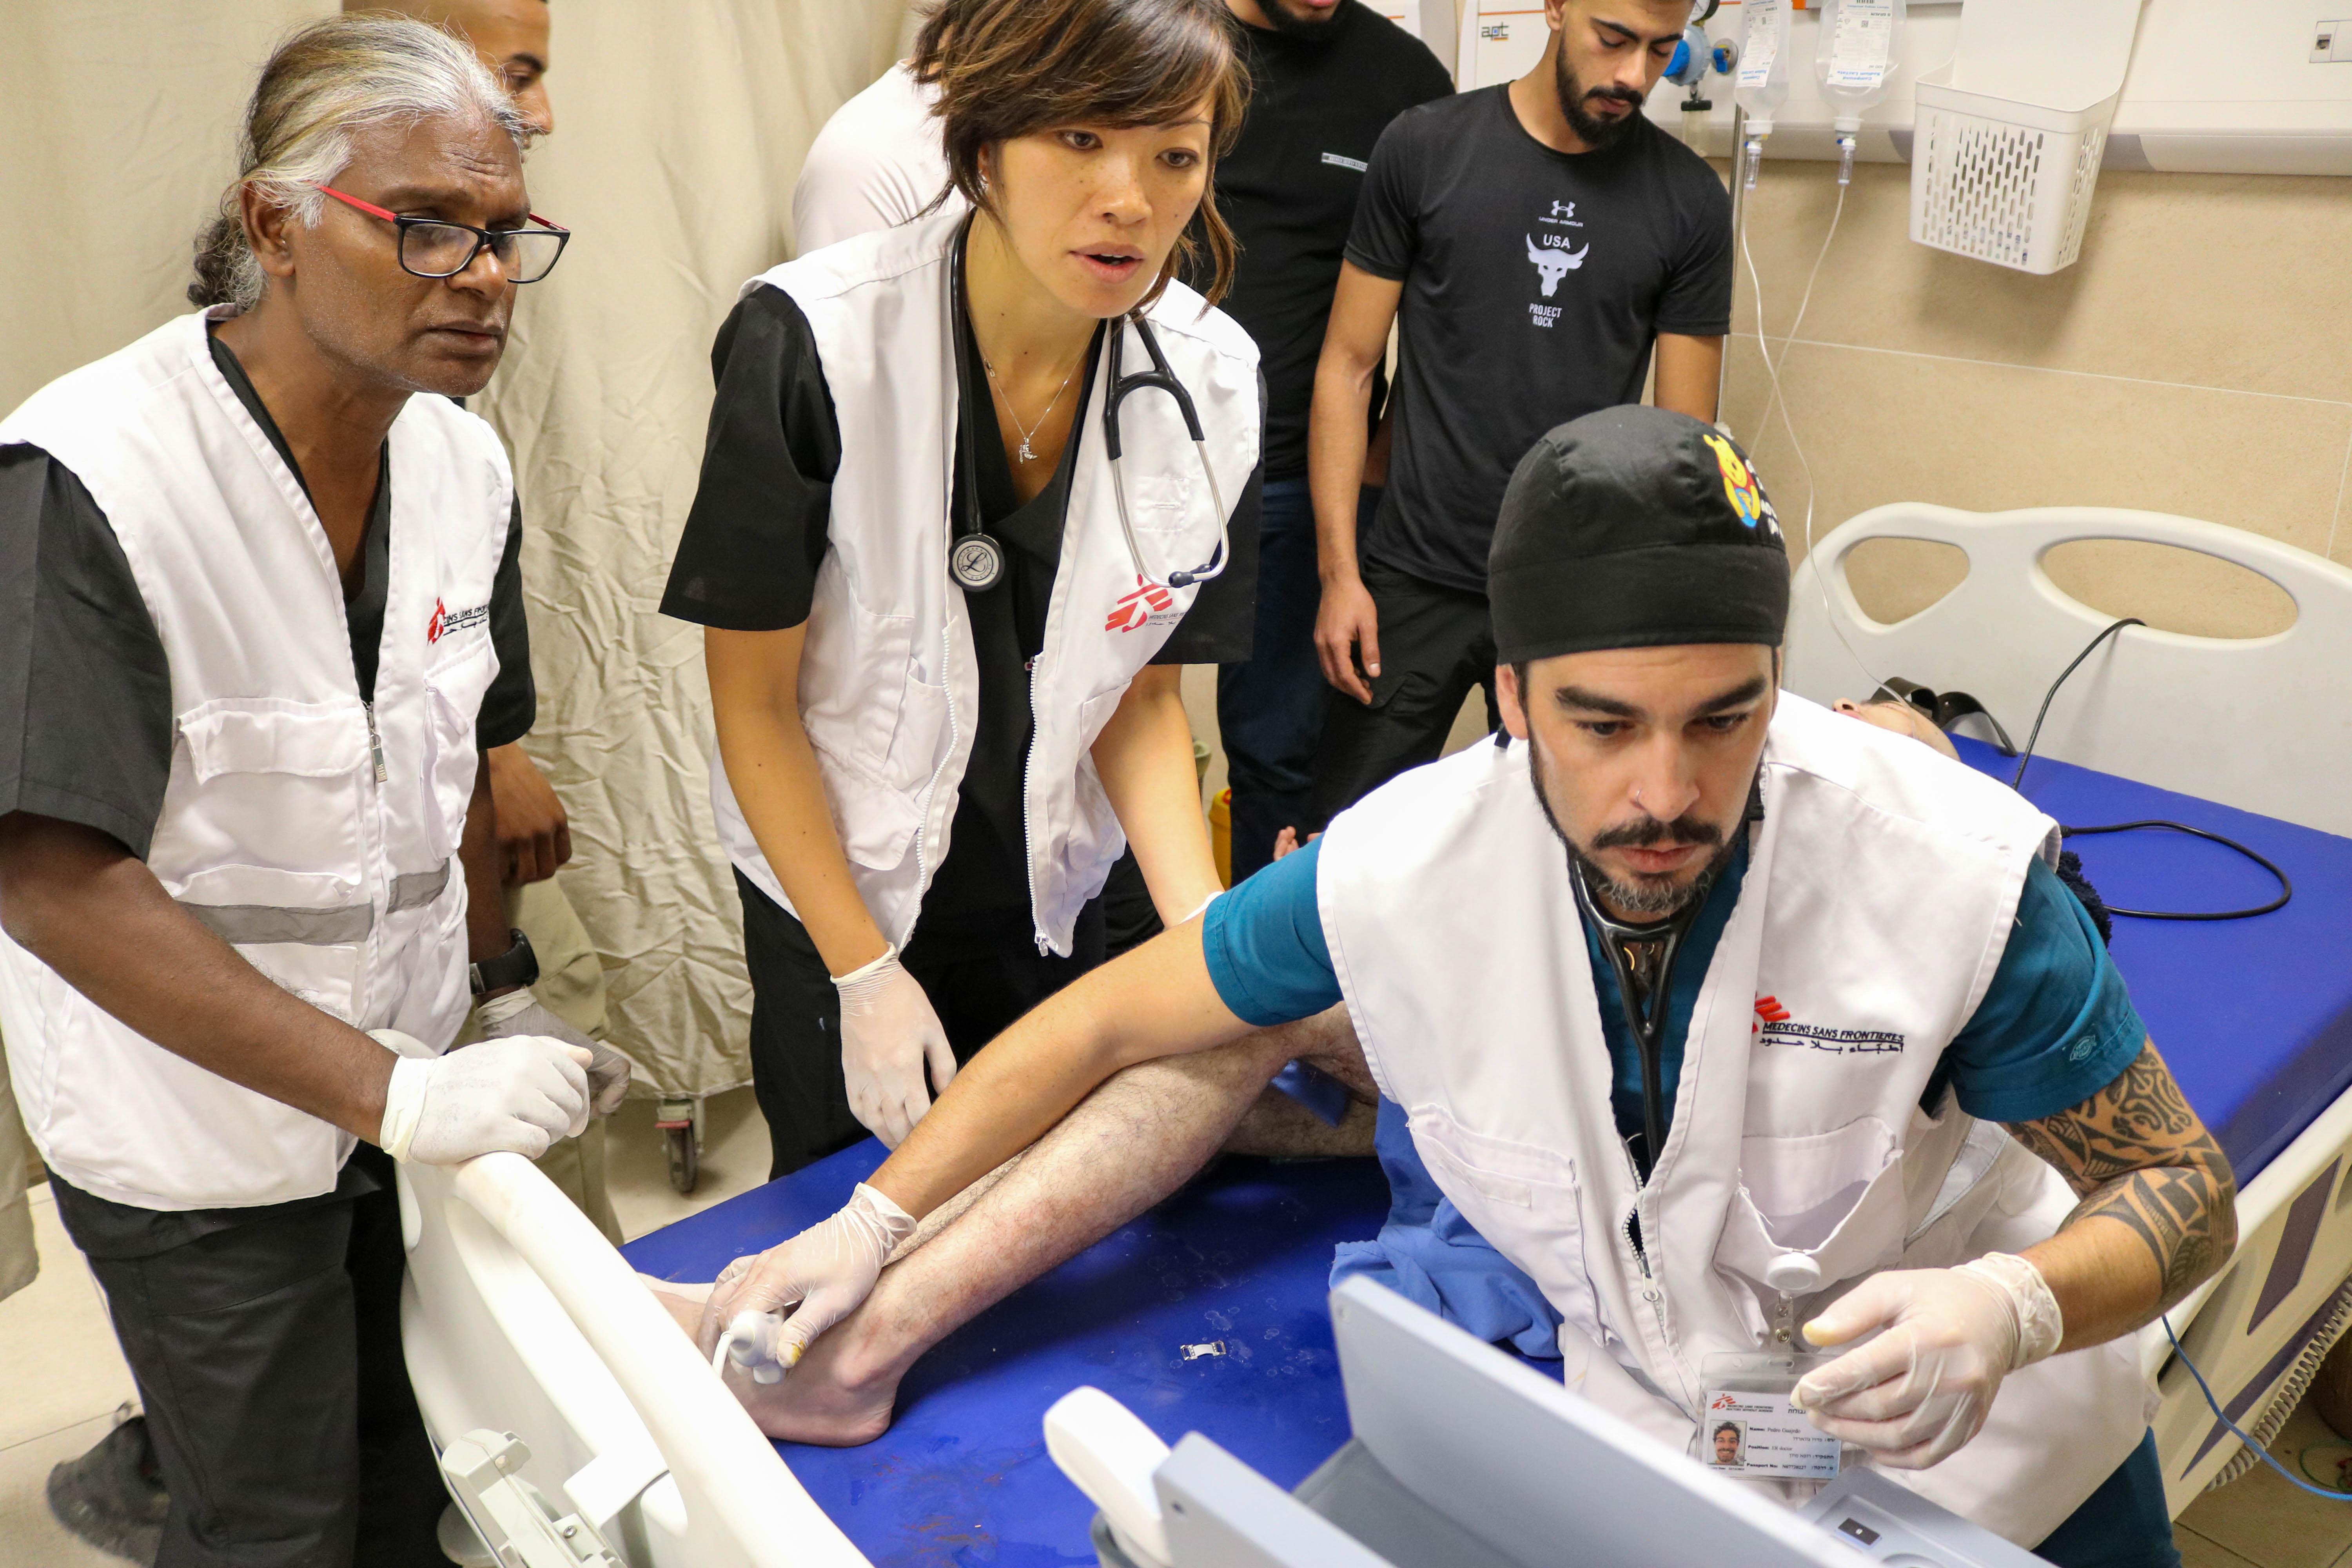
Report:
469,928,540,996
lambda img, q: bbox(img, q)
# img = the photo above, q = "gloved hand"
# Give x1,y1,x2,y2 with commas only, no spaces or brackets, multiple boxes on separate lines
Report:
697,1182,917,1383
832,946,956,1149
371,1028,593,1164
1794,1252,2064,1469
475,988,630,1116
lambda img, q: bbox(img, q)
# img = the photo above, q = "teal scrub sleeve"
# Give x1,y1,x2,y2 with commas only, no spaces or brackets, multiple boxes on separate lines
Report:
1200,840,1343,1027
1944,856,2149,1125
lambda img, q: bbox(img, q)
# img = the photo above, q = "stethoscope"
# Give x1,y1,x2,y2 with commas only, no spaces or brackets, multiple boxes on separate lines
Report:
1571,862,1698,1185
945,219,1229,594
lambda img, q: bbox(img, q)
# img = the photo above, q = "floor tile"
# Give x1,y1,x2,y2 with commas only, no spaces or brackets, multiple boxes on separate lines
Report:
2178,1401,2352,1568
2178,1525,2265,1568
0,1413,138,1568
603,1087,772,1246
0,1190,136,1450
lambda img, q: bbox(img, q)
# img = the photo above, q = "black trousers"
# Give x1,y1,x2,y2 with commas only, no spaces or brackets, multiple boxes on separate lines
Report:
49,1145,447,1568
1308,554,1499,830
738,869,1109,1177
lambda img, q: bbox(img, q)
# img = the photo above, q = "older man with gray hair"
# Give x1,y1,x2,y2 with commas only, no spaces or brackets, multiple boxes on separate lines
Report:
0,16,613,1564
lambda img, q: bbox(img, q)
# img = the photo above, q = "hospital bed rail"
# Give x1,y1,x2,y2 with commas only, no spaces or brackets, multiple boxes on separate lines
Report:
1790,502,2352,1513
2143,1082,2352,1508
399,1151,873,1568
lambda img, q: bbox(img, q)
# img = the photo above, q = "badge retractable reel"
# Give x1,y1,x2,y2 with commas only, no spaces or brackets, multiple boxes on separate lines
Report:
1571,859,1849,1483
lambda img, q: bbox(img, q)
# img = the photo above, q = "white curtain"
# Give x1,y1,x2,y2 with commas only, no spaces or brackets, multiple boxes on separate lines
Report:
469,1,909,1098
1,2,914,1100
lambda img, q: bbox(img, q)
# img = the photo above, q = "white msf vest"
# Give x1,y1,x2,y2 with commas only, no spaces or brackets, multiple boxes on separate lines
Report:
711,209,1261,955
0,309,511,1210
1317,695,2153,1545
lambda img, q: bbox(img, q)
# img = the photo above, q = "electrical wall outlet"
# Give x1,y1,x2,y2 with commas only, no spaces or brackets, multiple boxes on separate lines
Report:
2316,18,2350,61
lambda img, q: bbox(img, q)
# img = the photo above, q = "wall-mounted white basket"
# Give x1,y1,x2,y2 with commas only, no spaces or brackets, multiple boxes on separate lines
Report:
1908,62,2121,275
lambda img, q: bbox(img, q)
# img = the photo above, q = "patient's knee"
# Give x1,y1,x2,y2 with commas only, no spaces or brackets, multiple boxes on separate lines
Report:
1224,1087,1377,1158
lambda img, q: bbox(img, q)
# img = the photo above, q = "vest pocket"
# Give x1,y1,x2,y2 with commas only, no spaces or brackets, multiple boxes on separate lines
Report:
171,697,369,885
1409,1110,1607,1342
804,676,947,871
1121,470,1199,535
799,599,920,784
423,644,496,861
1718,1116,1911,1292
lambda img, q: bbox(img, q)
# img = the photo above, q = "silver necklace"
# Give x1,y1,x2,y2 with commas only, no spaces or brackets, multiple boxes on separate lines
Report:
980,348,1081,464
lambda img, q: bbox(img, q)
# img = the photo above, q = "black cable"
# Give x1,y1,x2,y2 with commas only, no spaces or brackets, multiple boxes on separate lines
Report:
2010,617,2143,790
2058,821,2292,920
2006,618,2292,922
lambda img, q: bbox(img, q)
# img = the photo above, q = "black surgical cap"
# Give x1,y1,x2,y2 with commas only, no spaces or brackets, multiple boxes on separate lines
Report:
1488,407,1790,664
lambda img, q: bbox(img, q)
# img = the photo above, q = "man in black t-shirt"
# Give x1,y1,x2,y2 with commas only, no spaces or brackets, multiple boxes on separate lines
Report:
1210,0,1453,885
1305,0,1731,824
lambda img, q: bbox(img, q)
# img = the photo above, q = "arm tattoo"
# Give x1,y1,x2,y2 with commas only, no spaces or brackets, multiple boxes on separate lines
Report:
2004,1041,2238,1312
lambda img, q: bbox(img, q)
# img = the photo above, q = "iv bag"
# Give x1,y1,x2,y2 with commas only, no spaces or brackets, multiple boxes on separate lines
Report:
1813,0,1906,131
1733,0,1791,129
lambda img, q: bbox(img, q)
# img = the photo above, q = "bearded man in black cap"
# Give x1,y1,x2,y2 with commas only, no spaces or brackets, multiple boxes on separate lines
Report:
678,410,2225,1567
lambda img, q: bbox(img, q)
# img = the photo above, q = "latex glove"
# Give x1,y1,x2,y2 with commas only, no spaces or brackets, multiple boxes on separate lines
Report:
371,1028,592,1164
698,1182,917,1383
833,946,956,1149
476,988,630,1116
1794,1252,2063,1469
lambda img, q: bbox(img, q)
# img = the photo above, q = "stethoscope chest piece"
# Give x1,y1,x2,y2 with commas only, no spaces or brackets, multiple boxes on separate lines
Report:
949,532,1004,592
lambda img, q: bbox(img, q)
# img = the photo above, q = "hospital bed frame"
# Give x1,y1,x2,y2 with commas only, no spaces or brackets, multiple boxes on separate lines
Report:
393,502,2352,1564
1788,502,2352,1512
398,1153,869,1567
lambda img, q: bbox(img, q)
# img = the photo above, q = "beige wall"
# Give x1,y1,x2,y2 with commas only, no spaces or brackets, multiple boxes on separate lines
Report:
1722,162,2352,641
1188,160,2352,825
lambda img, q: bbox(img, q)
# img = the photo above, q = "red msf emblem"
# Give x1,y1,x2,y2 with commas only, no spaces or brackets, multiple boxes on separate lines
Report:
1712,1393,1739,1410
1105,576,1174,633
1754,995,1790,1023
426,598,447,644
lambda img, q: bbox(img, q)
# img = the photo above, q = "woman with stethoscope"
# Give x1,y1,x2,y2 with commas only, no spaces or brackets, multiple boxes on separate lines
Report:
661,0,1260,1176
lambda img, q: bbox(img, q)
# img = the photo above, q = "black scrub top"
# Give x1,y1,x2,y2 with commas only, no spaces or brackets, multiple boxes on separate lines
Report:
661,280,1262,951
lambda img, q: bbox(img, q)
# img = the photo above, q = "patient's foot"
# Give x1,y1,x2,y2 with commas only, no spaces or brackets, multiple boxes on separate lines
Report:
728,1306,904,1447
646,1275,904,1446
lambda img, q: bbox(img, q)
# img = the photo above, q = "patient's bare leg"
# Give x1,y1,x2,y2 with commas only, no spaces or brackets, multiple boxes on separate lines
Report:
724,1009,1364,1444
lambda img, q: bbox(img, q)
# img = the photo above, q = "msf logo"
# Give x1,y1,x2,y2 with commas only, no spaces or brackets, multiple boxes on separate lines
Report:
1106,576,1176,633
1526,235,1590,297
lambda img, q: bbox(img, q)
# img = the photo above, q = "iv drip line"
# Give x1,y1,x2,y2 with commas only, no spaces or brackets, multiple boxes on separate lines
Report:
1735,174,1879,690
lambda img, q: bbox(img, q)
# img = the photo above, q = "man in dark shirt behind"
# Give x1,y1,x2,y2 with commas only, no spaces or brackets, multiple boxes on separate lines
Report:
1307,0,1732,824
1211,0,1452,883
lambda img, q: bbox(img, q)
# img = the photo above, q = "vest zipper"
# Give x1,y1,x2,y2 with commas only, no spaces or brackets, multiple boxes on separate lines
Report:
364,701,388,783
1623,1169,1670,1344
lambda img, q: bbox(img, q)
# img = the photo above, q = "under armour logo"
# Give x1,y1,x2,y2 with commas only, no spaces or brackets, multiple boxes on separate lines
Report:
1550,200,1577,220
1106,577,1176,632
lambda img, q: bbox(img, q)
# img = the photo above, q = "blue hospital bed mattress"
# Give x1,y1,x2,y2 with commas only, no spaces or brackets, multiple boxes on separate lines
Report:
624,1147,1388,1567
1955,737,2352,1177
621,741,2352,1566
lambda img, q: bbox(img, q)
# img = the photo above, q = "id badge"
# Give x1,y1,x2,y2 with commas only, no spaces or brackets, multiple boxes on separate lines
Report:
1695,1350,1842,1481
